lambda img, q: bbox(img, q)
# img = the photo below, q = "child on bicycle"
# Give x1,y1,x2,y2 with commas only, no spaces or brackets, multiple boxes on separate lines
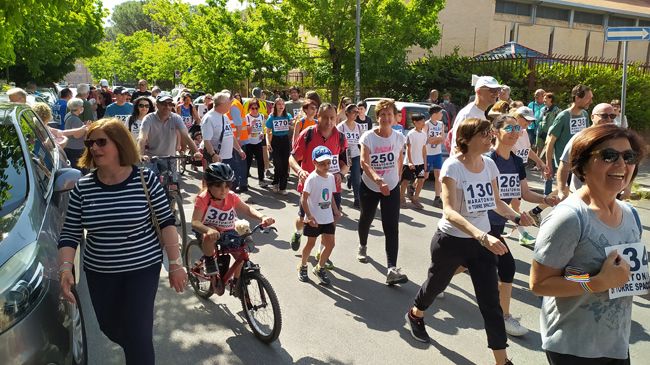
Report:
298,146,341,285
191,162,274,278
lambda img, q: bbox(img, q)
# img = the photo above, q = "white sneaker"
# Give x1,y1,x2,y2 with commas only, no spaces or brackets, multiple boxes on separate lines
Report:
259,181,269,188
436,292,445,299
504,314,529,336
272,184,279,193
280,189,288,196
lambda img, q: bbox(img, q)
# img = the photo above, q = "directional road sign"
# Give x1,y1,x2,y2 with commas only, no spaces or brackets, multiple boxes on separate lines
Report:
606,27,650,42
175,70,181,78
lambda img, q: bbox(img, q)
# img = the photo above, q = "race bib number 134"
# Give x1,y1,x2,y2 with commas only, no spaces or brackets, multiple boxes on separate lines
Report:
604,243,650,299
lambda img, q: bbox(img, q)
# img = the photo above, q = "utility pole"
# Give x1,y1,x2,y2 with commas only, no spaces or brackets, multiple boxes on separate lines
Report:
354,0,361,103
151,19,156,85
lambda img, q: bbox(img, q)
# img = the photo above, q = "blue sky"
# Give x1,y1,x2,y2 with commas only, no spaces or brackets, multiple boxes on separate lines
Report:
102,0,245,26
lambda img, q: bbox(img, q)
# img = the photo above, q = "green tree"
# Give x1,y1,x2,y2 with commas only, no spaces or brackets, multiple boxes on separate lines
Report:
109,0,171,38
284,0,444,103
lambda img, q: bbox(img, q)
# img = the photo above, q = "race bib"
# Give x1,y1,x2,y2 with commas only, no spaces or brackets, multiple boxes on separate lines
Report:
498,173,521,199
293,109,301,118
462,180,496,213
605,243,650,299
252,120,264,135
345,131,360,145
515,148,530,163
429,130,441,147
359,123,368,133
570,117,587,135
369,151,396,175
328,155,341,174
273,119,289,132
115,115,130,126
202,206,237,230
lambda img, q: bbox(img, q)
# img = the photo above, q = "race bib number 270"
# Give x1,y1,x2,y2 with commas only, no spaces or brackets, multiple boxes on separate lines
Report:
605,243,650,299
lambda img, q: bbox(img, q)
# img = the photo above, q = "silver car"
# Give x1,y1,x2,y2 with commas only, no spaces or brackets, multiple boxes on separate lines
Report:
0,102,86,364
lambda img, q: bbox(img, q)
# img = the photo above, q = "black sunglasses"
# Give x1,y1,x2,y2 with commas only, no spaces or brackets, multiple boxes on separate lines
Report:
138,104,150,108
590,148,639,165
595,113,617,120
84,138,108,148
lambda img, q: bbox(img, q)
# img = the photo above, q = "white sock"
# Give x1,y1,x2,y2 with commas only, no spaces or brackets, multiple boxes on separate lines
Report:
517,226,526,237
388,266,396,274
319,243,325,253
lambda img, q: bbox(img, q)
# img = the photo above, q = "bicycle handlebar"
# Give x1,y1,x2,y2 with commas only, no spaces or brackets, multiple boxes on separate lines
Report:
219,222,277,244
150,155,189,162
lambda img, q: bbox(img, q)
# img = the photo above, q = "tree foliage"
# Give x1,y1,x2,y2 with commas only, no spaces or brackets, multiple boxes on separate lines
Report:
107,0,171,40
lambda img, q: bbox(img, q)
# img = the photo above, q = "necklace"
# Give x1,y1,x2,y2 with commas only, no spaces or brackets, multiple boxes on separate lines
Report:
100,166,127,185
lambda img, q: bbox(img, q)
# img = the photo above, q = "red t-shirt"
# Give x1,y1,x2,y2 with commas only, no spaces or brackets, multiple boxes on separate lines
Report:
292,126,348,193
194,190,241,231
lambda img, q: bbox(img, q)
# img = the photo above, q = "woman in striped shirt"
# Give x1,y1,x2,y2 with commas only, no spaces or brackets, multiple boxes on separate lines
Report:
58,118,187,365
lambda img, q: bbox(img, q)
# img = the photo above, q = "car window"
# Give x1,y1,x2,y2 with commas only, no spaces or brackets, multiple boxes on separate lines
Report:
0,116,29,218
367,105,376,124
19,111,54,192
403,108,431,131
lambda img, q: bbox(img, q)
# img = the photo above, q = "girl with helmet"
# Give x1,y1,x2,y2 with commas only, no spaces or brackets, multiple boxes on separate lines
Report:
191,162,275,277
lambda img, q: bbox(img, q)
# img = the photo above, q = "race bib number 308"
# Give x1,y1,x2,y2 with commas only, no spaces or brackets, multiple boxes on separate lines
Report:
202,206,237,230
604,243,650,299
462,180,496,213
570,117,587,134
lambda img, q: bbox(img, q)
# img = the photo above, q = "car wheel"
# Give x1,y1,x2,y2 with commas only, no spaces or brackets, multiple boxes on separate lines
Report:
70,287,88,365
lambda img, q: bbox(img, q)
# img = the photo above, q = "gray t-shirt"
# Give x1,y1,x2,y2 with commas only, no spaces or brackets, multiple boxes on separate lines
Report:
533,195,642,359
140,112,187,158
64,112,85,150
285,100,303,120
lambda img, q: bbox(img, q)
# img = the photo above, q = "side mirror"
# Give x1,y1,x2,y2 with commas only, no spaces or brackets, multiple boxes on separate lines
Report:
53,168,81,193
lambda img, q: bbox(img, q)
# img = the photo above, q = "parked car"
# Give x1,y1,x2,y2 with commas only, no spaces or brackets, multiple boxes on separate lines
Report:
364,98,431,132
171,88,205,103
0,102,86,364
36,88,59,107
0,92,50,107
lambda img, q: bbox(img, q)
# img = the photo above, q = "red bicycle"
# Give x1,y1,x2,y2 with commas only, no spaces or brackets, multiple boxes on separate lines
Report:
183,223,282,343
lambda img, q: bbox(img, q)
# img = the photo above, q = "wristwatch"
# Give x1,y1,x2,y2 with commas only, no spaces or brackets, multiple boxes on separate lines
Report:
169,257,182,266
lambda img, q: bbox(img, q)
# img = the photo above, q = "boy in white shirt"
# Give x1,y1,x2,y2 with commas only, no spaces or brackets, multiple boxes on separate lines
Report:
299,146,341,285
400,114,427,210
423,105,445,208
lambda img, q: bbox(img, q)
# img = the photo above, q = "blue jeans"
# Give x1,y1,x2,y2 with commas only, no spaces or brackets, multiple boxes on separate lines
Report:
221,157,239,190
232,147,248,188
350,156,361,200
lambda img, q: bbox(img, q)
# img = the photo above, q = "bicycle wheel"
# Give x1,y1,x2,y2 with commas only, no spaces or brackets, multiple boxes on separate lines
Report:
171,193,188,252
183,239,214,299
240,270,282,343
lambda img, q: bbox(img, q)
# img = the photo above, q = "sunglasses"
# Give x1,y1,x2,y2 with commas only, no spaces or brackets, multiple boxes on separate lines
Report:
160,102,174,107
84,138,108,148
138,104,150,108
138,84,146,86
590,148,639,165
503,125,521,133
596,113,616,120
249,107,259,110
480,88,499,93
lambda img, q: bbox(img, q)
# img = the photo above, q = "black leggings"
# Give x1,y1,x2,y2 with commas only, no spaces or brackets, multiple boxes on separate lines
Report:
86,263,161,365
271,135,290,190
490,224,515,284
358,180,400,268
245,142,265,181
413,229,507,350
546,351,630,365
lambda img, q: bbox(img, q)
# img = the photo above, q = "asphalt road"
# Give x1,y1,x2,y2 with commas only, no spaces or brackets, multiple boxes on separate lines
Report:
77,161,650,365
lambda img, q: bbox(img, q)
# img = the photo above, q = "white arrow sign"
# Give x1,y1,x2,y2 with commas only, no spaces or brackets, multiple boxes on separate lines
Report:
606,27,650,42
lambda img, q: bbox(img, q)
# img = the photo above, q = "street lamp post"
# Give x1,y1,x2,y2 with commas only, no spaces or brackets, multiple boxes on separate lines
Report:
355,0,361,103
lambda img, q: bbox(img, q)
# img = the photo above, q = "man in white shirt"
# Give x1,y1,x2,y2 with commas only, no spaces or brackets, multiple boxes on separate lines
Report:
450,76,500,153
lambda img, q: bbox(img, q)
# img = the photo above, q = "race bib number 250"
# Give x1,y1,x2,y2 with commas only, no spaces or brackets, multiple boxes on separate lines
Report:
370,151,396,172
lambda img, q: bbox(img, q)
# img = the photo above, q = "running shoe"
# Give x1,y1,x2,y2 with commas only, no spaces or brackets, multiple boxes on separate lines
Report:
203,255,219,276
265,169,273,178
400,198,408,209
519,231,536,246
298,264,309,282
432,197,443,209
259,180,269,188
290,230,302,251
280,189,288,196
312,266,331,285
411,199,424,210
316,251,334,269
357,246,367,263
528,209,542,227
405,309,429,343
504,314,529,336
386,267,408,285
272,184,279,193
436,292,445,299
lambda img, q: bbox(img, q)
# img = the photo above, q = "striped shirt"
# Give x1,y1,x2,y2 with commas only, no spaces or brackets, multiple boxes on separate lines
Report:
58,166,175,273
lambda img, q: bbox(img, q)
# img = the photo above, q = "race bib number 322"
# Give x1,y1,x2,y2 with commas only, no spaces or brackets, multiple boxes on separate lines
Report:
604,243,650,299
462,180,496,213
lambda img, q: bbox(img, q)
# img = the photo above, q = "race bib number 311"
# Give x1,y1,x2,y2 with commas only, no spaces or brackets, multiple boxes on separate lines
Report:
570,117,587,135
604,243,650,299
462,180,496,213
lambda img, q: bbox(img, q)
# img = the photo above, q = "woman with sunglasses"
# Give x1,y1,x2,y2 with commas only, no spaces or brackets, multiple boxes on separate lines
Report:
338,103,362,208
128,96,155,142
406,118,531,365
244,100,268,187
197,94,213,119
57,118,187,365
530,124,646,365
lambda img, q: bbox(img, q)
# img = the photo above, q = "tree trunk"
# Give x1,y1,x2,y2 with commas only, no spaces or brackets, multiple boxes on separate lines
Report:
330,50,342,104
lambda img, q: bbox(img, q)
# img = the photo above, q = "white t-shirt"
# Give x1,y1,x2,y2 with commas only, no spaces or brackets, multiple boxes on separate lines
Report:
512,129,531,163
560,134,582,192
197,104,209,119
337,121,361,158
246,114,265,145
303,172,337,225
437,155,500,238
404,129,427,165
201,110,234,160
130,119,143,142
360,129,406,192
450,103,487,151
424,120,443,155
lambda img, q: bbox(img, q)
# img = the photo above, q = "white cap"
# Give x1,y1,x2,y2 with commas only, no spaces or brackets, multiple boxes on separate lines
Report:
515,106,537,121
100,79,109,87
474,76,501,91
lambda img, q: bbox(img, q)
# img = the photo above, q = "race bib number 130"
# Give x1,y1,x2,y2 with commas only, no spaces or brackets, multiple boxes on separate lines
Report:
604,243,650,299
462,180,496,213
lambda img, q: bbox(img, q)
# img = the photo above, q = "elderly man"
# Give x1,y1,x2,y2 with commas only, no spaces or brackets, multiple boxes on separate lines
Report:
63,98,89,173
527,88,545,153
104,86,133,127
498,85,512,103
425,89,439,103
151,86,161,99
7,88,27,103
131,79,151,100
99,79,113,100
69,84,94,124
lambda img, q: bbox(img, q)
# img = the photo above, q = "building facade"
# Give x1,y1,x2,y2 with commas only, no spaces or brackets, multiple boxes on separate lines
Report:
409,0,650,62
62,60,93,85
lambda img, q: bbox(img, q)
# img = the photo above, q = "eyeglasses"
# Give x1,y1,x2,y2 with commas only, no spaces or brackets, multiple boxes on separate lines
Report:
138,104,150,108
595,113,616,120
160,102,174,107
480,88,500,93
479,129,492,138
249,107,259,110
503,125,521,133
138,84,146,86
84,138,108,148
590,148,639,165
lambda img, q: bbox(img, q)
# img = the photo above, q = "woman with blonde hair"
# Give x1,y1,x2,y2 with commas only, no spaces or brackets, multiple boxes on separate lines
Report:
336,96,352,123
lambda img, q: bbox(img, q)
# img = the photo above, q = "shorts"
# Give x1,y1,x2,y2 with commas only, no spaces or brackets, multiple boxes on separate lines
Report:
304,222,336,237
426,154,443,172
298,192,342,217
401,164,425,182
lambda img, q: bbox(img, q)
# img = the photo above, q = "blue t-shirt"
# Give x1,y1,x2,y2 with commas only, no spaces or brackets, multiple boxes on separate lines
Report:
53,100,67,129
104,103,134,127
527,101,544,130
265,114,292,136
486,148,526,226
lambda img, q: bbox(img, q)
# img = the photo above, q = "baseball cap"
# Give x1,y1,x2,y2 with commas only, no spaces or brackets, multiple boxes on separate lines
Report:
100,79,109,87
312,146,333,162
252,87,262,98
515,106,536,121
113,86,127,95
474,76,502,91
156,94,173,103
